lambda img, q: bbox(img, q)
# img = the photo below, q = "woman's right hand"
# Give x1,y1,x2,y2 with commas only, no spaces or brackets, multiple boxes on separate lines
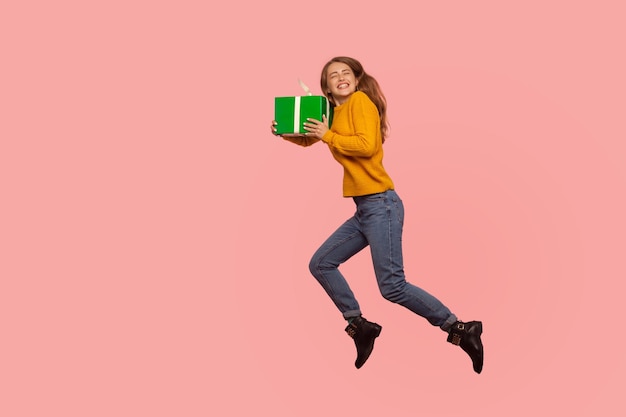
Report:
271,120,306,138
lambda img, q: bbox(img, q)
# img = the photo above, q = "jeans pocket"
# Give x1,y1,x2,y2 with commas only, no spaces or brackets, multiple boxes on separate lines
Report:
392,196,404,225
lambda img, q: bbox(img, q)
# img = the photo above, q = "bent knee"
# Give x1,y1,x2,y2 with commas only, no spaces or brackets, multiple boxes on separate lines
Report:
309,251,326,276
308,256,319,276
380,285,405,303
309,251,337,276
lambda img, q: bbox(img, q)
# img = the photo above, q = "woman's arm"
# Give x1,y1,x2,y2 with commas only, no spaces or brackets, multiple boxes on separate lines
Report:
321,92,379,157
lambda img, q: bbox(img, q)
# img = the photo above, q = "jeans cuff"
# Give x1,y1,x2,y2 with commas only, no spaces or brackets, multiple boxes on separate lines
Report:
343,309,362,320
440,314,458,332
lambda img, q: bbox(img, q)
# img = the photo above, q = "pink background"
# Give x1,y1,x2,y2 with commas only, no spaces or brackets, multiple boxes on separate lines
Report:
2,1,625,416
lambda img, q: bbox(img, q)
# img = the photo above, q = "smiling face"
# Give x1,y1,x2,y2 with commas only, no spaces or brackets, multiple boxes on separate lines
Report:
325,62,358,105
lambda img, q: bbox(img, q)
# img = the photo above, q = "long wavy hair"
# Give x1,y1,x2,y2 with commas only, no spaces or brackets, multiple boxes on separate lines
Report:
320,56,389,142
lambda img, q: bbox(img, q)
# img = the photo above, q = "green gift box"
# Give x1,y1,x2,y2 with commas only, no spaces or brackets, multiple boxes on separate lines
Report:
274,95,333,135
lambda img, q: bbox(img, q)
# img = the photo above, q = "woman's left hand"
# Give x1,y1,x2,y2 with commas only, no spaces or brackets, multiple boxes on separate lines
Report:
303,115,329,139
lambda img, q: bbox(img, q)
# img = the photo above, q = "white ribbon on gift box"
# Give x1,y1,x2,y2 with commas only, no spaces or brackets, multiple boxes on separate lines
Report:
294,96,301,133
293,79,330,133
298,79,313,96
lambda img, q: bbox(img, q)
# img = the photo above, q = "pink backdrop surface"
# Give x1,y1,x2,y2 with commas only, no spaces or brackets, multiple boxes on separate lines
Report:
2,1,625,416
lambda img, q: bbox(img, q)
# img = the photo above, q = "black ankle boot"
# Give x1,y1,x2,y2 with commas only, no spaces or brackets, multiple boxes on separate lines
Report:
345,316,382,369
447,321,484,374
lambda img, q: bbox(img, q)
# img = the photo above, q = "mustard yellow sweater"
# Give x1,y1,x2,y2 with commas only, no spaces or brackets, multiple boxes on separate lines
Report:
281,91,394,197
321,91,394,197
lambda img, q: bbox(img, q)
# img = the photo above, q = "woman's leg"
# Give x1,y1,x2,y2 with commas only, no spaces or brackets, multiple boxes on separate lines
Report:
309,214,383,369
309,215,369,319
356,190,457,330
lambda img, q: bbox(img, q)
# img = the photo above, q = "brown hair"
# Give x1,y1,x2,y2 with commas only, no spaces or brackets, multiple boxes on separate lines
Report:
320,56,389,142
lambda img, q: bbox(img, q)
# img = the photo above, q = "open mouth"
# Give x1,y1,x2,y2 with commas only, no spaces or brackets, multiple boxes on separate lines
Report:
337,82,349,90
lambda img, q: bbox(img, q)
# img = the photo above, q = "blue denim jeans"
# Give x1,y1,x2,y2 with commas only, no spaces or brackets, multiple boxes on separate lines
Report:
309,190,457,330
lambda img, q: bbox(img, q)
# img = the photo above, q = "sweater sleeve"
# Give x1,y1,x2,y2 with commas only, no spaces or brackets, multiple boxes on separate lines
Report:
321,92,379,157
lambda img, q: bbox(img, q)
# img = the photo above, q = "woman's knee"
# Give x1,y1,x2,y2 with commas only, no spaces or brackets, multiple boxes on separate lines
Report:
379,282,406,304
308,255,319,276
309,250,337,276
309,250,326,276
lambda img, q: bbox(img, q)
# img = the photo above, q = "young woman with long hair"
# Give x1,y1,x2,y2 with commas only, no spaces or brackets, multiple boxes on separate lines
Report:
271,56,484,373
